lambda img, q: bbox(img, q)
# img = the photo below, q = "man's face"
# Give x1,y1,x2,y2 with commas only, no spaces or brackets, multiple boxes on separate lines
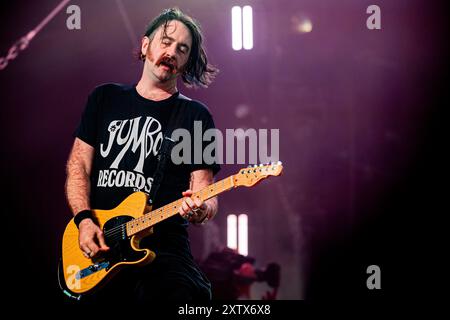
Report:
141,20,192,83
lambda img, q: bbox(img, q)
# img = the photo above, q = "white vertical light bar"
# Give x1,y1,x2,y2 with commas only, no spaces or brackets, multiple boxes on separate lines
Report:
242,6,253,50
232,6,242,51
227,214,237,249
238,214,248,256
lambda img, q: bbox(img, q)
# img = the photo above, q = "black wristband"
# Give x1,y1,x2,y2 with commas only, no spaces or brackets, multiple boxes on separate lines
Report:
74,209,93,229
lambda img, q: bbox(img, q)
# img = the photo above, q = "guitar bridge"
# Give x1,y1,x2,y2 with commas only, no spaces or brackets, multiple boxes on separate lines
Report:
76,261,110,280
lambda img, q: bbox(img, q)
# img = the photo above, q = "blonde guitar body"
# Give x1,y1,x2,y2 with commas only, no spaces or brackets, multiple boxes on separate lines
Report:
62,192,155,295
60,162,283,297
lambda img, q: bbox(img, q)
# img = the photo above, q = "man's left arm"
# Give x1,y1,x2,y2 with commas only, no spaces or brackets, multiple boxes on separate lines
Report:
179,169,218,224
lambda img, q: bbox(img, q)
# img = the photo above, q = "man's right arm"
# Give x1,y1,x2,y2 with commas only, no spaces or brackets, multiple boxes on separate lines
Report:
65,138,93,214
65,138,109,257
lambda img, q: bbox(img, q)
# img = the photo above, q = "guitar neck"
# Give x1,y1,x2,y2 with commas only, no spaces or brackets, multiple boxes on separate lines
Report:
126,175,236,236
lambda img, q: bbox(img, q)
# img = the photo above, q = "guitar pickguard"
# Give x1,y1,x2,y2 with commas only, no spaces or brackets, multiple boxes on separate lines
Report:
100,215,145,270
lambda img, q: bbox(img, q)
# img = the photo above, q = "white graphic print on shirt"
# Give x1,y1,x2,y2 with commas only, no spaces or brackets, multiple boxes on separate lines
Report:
97,116,163,193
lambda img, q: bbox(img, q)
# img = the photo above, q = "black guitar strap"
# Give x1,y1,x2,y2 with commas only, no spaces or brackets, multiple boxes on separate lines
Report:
147,93,189,205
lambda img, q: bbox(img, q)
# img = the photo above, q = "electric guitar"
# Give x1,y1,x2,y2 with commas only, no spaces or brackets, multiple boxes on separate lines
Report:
60,162,283,296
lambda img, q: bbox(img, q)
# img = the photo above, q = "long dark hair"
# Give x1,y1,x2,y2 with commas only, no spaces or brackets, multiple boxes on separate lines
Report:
142,8,218,88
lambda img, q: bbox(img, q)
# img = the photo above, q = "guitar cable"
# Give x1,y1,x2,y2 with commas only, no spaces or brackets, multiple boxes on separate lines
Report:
57,258,82,301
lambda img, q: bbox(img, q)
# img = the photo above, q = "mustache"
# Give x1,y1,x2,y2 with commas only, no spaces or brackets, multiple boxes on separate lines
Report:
156,56,178,70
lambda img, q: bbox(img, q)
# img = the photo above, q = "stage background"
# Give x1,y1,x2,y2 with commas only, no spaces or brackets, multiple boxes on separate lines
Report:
0,0,446,305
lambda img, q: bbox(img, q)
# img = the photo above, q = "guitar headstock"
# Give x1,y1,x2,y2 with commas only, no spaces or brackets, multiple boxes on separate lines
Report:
233,161,283,187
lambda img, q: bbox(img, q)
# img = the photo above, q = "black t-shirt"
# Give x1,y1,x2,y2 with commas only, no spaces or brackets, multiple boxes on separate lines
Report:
74,83,220,255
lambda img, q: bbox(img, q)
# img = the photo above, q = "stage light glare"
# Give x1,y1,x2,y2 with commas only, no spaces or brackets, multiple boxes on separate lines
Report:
232,6,242,50
232,6,253,50
242,6,253,50
292,16,313,34
238,214,248,256
227,214,238,249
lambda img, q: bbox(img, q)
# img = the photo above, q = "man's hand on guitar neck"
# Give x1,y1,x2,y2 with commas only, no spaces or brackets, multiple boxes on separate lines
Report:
179,169,218,225
179,189,210,224
78,219,110,258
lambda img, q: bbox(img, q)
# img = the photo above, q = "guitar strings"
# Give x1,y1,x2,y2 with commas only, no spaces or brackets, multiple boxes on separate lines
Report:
102,207,174,238
102,207,169,237
104,198,186,238
102,205,184,241
100,181,226,239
